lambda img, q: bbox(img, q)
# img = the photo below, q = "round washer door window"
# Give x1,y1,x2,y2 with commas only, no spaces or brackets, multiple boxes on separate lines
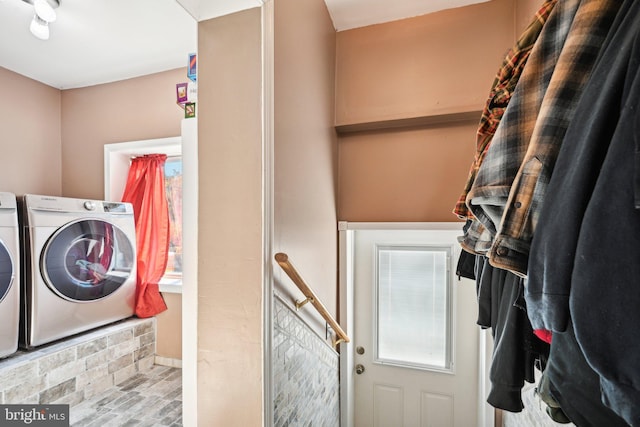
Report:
0,241,13,303
41,219,135,302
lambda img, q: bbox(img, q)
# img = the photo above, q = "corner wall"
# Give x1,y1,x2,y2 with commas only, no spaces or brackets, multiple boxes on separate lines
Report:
60,69,185,200
272,0,340,424
273,0,338,346
335,0,517,222
335,0,515,127
197,8,264,425
0,67,61,196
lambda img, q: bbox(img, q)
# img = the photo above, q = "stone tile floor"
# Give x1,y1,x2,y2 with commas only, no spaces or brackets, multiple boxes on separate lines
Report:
70,365,182,427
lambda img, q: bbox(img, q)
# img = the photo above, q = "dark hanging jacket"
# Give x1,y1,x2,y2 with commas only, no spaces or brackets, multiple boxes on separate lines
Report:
527,0,640,424
475,257,548,412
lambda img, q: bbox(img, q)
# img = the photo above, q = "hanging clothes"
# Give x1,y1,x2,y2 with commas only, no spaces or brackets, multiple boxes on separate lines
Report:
526,0,636,334
475,256,549,412
453,0,557,221
462,0,582,255
451,0,635,423
486,0,619,276
455,0,558,301
452,0,558,414
122,154,169,318
528,1,640,422
541,321,628,427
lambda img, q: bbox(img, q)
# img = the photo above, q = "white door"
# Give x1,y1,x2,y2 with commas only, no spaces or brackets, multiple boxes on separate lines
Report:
353,228,478,427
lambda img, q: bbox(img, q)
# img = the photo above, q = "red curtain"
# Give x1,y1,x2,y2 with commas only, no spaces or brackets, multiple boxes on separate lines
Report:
122,154,169,318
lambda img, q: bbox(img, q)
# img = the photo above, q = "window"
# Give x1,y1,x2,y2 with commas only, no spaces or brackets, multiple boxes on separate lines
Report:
375,244,453,371
104,136,184,293
164,157,183,282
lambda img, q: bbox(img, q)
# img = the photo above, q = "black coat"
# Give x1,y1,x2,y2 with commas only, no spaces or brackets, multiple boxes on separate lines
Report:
528,0,640,423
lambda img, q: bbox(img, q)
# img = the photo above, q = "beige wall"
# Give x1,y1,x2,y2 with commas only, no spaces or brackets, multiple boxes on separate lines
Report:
61,69,185,199
335,0,514,128
336,0,530,222
339,121,477,222
273,0,338,335
197,8,264,425
0,67,62,196
155,293,182,360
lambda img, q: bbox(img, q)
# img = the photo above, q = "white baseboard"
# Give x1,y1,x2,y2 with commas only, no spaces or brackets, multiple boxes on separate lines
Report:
155,356,182,368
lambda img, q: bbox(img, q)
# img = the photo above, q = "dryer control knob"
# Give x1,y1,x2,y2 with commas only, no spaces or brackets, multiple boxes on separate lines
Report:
83,201,96,211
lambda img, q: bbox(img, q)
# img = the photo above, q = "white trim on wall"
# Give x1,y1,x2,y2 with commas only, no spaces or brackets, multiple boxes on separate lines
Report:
262,2,275,426
478,328,495,427
103,136,182,202
180,118,199,427
155,356,183,368
338,222,355,427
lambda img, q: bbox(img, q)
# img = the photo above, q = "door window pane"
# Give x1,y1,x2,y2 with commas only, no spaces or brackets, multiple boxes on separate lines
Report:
376,245,451,370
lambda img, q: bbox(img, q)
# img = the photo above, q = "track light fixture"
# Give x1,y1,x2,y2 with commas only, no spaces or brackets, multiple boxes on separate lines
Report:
34,0,57,22
21,0,60,40
29,15,49,40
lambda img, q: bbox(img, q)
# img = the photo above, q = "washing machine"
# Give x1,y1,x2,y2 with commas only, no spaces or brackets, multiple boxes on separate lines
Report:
0,193,19,358
20,194,137,349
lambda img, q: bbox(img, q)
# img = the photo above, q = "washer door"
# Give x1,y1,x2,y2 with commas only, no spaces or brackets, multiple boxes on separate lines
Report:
41,219,135,302
0,241,13,303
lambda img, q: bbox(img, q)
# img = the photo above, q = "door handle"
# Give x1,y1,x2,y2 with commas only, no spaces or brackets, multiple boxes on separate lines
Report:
355,364,365,375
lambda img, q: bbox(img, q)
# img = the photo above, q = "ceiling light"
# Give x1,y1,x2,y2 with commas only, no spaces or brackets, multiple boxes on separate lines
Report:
34,0,56,23
30,15,49,40
21,0,59,40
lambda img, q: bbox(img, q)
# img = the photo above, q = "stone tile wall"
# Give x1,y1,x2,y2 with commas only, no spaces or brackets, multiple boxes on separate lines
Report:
273,296,340,427
0,317,155,408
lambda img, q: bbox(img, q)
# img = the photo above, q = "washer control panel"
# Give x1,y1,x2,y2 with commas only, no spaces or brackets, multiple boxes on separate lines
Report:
24,194,134,215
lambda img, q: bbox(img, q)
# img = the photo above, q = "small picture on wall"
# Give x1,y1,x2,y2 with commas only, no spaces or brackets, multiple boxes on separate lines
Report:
176,83,188,104
185,102,196,118
188,53,197,82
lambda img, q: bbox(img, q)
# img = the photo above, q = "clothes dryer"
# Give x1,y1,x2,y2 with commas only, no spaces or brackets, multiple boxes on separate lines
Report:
0,192,19,358
20,194,137,348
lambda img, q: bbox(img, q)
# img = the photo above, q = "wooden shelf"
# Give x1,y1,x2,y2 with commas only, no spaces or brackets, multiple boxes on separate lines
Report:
335,110,482,134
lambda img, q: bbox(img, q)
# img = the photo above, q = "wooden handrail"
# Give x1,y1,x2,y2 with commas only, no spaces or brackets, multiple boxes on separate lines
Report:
274,252,350,348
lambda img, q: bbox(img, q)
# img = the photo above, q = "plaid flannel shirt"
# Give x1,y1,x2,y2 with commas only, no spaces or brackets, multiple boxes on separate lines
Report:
461,0,582,255
453,0,558,220
488,0,620,276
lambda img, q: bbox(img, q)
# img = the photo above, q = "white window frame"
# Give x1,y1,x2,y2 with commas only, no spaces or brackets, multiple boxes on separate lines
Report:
104,136,183,294
373,243,454,374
